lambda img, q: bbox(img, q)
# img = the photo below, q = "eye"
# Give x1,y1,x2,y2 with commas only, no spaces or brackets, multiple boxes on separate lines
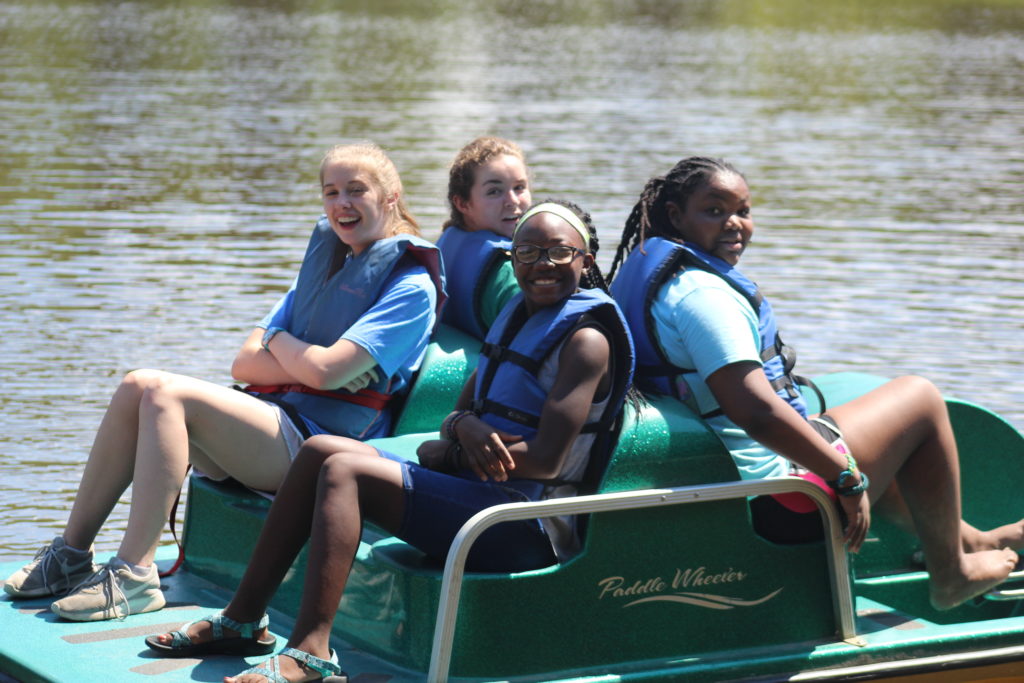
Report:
707,207,723,216
513,245,541,263
738,207,751,218
548,246,577,263
324,188,338,197
486,187,502,197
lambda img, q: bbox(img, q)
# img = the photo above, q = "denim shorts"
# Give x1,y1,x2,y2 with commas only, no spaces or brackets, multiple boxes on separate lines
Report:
380,450,556,573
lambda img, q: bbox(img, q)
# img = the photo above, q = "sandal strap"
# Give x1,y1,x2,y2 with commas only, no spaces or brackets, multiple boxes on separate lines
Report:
208,610,270,640
165,628,193,648
281,647,342,677
236,654,287,683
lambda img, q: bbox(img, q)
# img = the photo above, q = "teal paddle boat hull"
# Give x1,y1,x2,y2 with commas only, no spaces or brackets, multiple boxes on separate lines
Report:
2,324,1023,682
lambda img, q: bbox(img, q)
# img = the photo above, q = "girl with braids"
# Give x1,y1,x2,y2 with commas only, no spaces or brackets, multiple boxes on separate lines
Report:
436,136,532,339
144,199,635,683
4,142,445,623
610,157,1023,611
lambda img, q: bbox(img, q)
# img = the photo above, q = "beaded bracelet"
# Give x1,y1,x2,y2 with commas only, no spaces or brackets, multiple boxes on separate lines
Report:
444,410,473,441
828,452,870,496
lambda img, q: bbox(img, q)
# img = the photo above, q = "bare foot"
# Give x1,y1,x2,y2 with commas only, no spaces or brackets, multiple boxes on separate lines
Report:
929,548,1018,611
962,520,1024,553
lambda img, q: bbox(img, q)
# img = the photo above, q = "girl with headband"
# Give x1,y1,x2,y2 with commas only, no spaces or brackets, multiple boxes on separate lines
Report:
145,200,635,683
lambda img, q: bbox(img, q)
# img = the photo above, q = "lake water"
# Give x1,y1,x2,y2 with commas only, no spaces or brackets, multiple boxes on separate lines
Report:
1,0,1022,560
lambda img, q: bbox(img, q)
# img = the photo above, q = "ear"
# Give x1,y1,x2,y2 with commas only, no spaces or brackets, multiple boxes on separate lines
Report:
665,201,685,233
582,252,596,270
452,194,469,215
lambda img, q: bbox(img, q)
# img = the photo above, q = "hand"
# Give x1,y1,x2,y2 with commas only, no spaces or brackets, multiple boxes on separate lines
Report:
341,368,379,393
416,439,452,471
454,415,521,482
838,491,870,553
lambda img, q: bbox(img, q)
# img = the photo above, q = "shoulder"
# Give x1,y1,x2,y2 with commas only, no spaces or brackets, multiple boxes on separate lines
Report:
559,325,611,376
656,268,754,317
383,264,435,297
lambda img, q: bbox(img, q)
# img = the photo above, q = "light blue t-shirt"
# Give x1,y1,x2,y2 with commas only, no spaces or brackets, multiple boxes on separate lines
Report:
259,265,437,397
651,268,789,481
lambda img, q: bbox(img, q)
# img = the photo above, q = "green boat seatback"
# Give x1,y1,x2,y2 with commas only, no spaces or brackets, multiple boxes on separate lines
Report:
389,323,480,437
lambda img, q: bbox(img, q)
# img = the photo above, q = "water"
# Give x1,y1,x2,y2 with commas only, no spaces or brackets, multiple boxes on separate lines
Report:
1,0,1022,560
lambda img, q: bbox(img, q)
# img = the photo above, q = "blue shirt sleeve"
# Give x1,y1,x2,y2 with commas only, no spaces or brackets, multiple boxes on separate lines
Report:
652,269,761,380
341,265,437,385
258,276,298,330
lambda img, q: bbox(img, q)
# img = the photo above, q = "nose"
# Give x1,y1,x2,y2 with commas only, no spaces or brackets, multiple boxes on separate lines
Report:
503,189,518,207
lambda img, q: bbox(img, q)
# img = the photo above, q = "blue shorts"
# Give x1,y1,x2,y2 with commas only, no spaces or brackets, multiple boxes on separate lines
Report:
381,451,557,573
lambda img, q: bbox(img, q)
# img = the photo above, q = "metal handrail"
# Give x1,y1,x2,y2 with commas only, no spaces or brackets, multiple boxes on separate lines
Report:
428,478,854,682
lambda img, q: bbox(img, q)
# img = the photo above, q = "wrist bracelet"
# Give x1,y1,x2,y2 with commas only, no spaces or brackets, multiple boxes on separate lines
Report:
829,469,870,496
449,410,472,440
443,410,472,441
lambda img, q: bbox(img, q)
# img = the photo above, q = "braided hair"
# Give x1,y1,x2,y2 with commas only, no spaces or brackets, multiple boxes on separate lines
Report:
608,157,743,280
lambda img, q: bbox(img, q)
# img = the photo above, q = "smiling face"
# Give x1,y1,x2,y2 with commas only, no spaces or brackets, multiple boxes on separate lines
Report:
453,154,531,237
666,171,754,265
321,160,394,255
512,211,594,313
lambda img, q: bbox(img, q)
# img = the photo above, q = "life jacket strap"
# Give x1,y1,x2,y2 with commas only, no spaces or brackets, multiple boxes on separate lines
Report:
479,342,542,375
244,384,392,412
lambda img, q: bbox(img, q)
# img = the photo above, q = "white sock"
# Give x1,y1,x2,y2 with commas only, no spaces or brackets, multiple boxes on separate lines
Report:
111,556,152,577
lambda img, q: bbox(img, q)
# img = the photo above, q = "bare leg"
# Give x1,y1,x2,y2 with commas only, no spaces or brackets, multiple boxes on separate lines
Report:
66,369,293,567
154,435,406,681
830,375,1018,609
875,484,1024,556
63,371,158,551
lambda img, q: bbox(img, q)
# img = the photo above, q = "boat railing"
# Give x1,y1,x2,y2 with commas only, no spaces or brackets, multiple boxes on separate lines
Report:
428,477,855,682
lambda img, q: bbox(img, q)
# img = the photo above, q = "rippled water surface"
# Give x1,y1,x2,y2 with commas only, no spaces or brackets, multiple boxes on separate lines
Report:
1,0,1022,559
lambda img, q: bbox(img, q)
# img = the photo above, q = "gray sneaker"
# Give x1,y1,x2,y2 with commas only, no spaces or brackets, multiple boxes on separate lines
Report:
3,536,96,599
50,561,165,621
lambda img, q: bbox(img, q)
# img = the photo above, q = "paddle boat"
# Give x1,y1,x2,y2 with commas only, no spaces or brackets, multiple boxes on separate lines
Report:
2,323,1023,682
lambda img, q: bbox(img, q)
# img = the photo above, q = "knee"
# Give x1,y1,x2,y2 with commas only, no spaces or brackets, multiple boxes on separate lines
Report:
294,435,342,469
319,451,360,490
122,369,177,406
895,375,945,411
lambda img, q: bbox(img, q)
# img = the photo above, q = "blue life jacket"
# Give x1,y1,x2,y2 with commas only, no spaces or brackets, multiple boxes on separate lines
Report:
610,236,818,419
251,217,446,437
471,288,636,499
436,226,513,339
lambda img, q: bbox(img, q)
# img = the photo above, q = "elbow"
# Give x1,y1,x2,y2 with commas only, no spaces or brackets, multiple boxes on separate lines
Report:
725,403,781,440
229,355,249,383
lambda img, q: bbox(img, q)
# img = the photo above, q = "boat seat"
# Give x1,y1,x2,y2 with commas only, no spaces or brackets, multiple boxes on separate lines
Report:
325,395,846,678
389,322,480,437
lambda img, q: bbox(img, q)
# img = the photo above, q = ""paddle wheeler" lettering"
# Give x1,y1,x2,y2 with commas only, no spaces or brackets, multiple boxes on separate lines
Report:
596,566,782,610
